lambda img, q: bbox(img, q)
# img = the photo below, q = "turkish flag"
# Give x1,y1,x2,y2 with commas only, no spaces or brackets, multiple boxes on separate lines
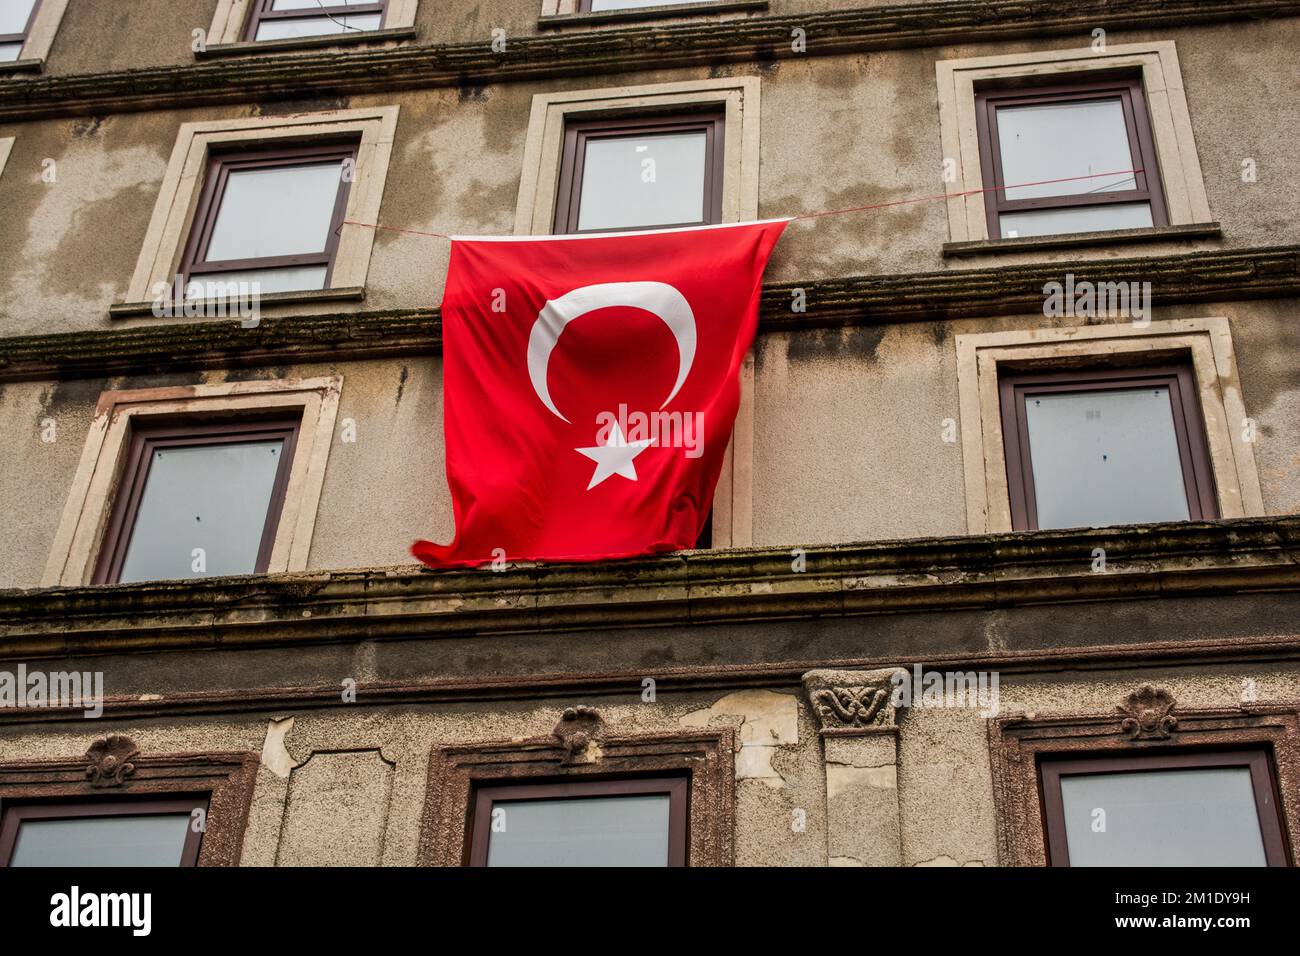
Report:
412,219,788,568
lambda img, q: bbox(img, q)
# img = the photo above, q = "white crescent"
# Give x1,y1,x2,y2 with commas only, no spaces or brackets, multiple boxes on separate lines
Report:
526,281,697,424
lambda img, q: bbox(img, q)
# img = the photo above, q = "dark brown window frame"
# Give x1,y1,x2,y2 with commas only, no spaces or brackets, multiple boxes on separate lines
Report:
0,736,258,867
179,141,357,289
998,363,1218,531
1040,749,1289,867
468,775,689,866
91,414,302,585
0,0,41,54
974,76,1169,240
987,688,1300,867
552,111,725,235
241,0,388,42
418,722,734,866
695,511,712,549
0,795,209,867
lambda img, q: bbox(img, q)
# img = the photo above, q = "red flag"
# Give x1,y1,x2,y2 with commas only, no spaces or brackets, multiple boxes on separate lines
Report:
413,219,788,568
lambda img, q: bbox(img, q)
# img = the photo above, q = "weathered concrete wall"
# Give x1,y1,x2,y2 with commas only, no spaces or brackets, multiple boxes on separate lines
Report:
4,20,1300,335
1,661,1295,865
36,0,950,77
1,293,1296,587
896,666,1300,866
0,687,828,866
0,358,447,589
751,298,1300,546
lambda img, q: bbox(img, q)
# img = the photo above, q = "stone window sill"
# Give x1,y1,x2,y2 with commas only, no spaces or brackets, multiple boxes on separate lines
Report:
195,27,417,59
942,222,1223,258
0,58,43,75
109,286,366,319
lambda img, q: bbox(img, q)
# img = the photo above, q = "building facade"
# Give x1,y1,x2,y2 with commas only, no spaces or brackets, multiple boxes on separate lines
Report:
1,0,1299,866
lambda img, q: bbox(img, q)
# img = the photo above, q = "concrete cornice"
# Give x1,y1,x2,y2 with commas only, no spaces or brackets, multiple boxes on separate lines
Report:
3,244,1298,382
1,0,1298,121
1,516,1297,660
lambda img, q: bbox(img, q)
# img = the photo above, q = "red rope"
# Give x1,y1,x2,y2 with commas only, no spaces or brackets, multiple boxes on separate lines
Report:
338,220,451,239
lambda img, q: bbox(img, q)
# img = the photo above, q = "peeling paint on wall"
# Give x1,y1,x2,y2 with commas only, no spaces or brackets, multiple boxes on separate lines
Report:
260,716,298,779
680,689,797,788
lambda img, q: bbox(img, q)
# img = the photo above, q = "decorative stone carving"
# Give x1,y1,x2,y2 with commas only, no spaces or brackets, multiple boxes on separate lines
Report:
802,668,908,735
1118,685,1178,740
552,706,603,763
85,735,139,786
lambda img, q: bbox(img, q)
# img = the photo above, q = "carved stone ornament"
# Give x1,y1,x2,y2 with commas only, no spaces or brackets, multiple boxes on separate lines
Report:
803,668,908,734
85,734,140,786
1118,685,1178,740
552,706,603,764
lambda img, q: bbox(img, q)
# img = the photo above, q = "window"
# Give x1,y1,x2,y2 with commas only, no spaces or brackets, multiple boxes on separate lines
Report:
515,81,758,547
469,777,688,866
243,0,387,41
0,0,39,62
419,724,734,866
0,797,208,867
936,43,1213,247
180,143,356,298
955,319,1263,535
999,364,1217,530
120,108,396,313
975,78,1167,240
92,416,300,584
0,737,257,867
44,379,340,587
553,113,724,234
989,689,1300,866
1040,751,1289,866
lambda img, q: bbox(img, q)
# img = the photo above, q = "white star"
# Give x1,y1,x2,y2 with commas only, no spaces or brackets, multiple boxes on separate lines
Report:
575,422,654,490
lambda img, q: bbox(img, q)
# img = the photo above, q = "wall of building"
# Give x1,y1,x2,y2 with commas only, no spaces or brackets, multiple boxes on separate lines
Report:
4,20,1300,336
3,291,1297,587
1,660,1294,865
2,1,1298,869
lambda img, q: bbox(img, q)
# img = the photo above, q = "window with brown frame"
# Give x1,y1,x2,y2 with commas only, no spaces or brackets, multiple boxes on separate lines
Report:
554,112,723,548
0,795,209,867
468,776,688,866
553,112,724,234
179,142,356,298
92,415,301,585
242,0,387,41
0,0,40,61
1040,749,1289,866
999,364,1217,531
975,77,1168,240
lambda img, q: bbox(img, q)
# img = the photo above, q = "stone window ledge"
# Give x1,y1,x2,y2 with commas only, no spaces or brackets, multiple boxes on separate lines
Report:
0,58,42,75
195,26,418,59
539,1,766,29
108,286,365,320
942,222,1222,258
